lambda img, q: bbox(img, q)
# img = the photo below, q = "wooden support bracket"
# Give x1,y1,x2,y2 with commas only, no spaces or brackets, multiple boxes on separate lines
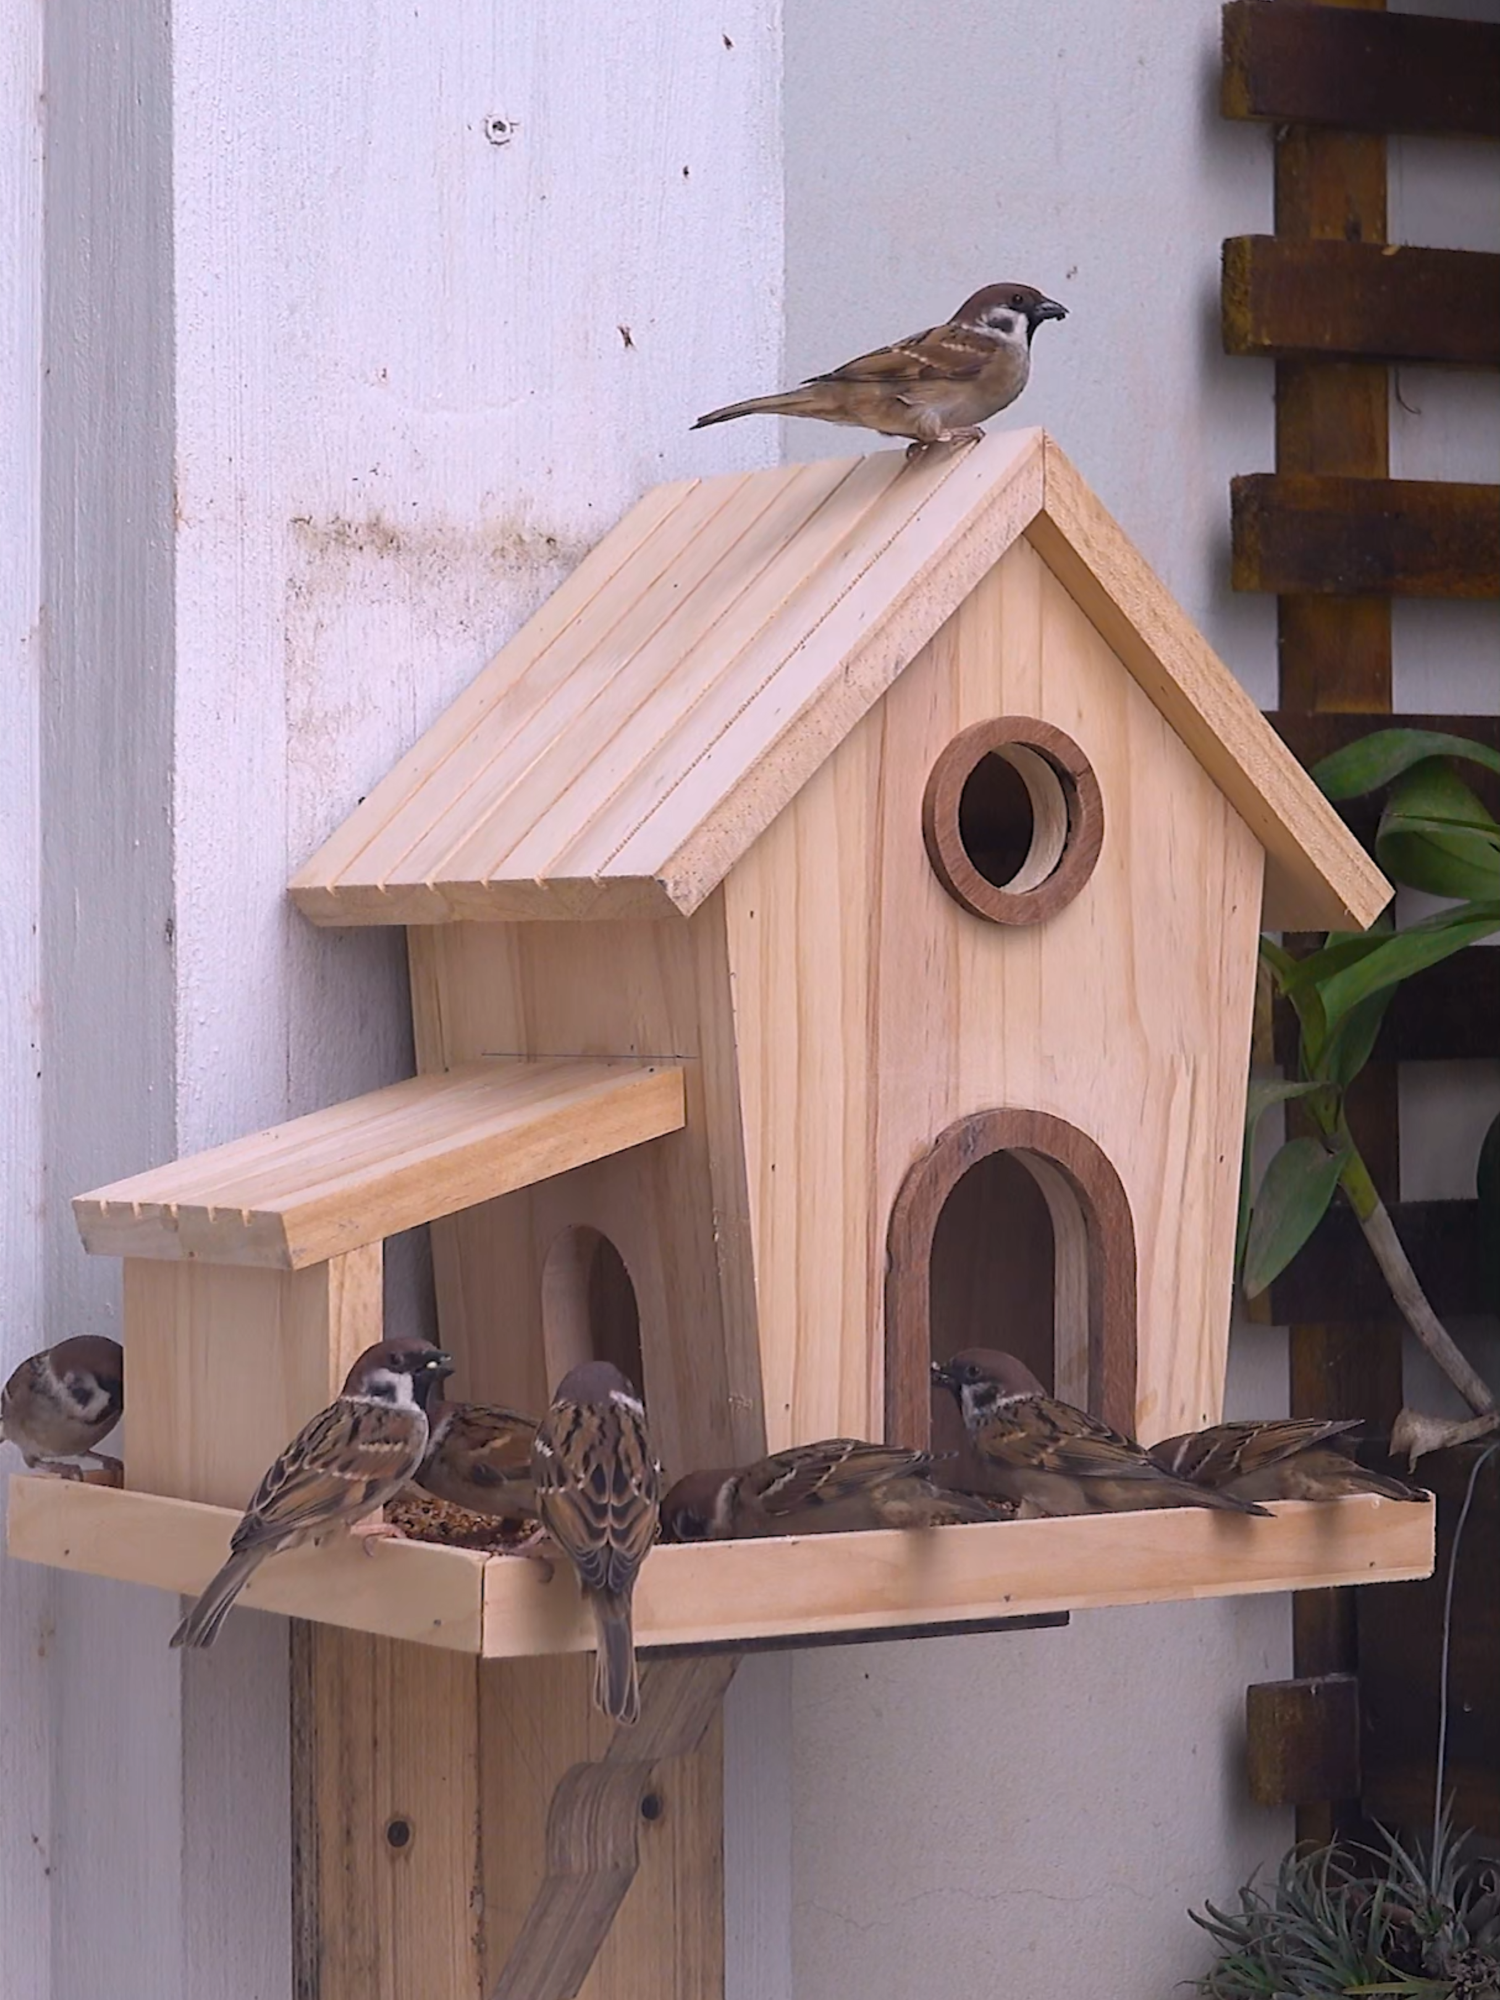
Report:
1245,1671,1361,1808
491,1656,739,2000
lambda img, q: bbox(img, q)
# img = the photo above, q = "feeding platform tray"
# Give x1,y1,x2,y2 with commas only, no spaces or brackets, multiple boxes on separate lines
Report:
8,1476,1433,1655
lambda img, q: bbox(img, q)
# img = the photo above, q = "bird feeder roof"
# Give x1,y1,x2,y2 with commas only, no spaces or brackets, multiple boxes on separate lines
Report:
291,429,1388,932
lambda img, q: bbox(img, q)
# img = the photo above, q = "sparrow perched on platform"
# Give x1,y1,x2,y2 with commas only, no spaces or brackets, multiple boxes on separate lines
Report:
532,1360,660,1726
385,1487,539,1553
0,1336,124,1481
660,1438,1011,1542
170,1339,452,1650
1149,1417,1426,1505
931,1349,1270,1518
417,1397,539,1524
692,282,1067,451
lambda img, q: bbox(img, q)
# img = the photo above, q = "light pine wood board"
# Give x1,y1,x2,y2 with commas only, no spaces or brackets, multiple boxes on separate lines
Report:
722,537,1268,1450
74,1057,684,1268
408,905,766,1477
122,1247,382,1506
290,429,1383,931
292,1630,484,2000
1030,438,1389,931
10,1479,1433,1652
480,1656,726,2000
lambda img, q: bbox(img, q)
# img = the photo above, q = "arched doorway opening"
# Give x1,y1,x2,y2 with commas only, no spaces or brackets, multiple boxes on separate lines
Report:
885,1109,1137,1451
540,1224,644,1394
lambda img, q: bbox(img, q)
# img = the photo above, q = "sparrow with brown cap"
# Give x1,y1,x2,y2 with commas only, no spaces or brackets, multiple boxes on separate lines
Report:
1,1336,124,1482
694,282,1067,452
170,1338,452,1649
931,1349,1269,1518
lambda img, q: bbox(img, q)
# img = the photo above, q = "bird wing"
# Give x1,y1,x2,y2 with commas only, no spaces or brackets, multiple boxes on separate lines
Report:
231,1399,426,1555
986,1398,1175,1484
1152,1418,1362,1487
810,320,993,387
747,1439,931,1518
533,1399,660,1596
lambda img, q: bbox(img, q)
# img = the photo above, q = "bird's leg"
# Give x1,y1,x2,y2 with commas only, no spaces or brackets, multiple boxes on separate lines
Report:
30,1458,84,1481
505,1525,558,1582
348,1512,407,1556
85,1452,124,1485
939,427,985,447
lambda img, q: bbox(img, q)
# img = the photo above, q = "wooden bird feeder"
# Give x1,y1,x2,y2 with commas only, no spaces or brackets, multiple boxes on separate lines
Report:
10,429,1432,1997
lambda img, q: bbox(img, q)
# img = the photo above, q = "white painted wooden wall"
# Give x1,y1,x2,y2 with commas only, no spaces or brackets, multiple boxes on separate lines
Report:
5,3,781,1994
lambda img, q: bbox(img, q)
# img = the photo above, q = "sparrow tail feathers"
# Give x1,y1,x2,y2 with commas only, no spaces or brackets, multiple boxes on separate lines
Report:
170,1548,261,1650
692,388,828,429
590,1589,640,1725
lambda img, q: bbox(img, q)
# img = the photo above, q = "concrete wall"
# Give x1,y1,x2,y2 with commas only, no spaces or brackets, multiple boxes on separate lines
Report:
776,0,1499,1993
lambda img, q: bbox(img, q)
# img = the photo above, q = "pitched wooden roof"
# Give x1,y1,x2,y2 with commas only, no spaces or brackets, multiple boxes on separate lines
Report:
291,429,1388,931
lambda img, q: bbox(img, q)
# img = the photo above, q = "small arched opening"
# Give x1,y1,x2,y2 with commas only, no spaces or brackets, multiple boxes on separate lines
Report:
885,1109,1137,1453
540,1224,644,1395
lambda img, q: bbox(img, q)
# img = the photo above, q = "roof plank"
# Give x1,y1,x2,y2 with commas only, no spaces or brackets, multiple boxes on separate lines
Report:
74,1058,685,1268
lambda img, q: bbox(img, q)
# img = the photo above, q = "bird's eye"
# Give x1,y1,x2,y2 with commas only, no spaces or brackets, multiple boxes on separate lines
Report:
1011,294,1028,308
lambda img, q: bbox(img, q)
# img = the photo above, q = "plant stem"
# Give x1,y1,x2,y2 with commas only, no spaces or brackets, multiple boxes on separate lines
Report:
1338,1141,1497,1418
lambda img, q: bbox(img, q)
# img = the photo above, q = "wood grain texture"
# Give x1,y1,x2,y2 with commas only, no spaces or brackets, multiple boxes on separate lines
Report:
1232,474,1500,599
1223,238,1500,368
11,1477,1436,1648
885,1109,1137,1449
409,913,756,2000
486,1657,732,2000
1031,441,1388,931
1258,36,1401,1846
724,537,1267,1450
291,1630,484,2000
292,428,1384,934
122,1247,382,1507
75,1059,685,1269
1222,2,1500,139
1245,1673,1361,1809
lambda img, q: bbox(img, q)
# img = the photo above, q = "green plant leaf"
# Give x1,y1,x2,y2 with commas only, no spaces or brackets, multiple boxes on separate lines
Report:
1243,1135,1350,1299
1320,985,1398,1092
1236,1079,1327,1281
1377,762,1500,900
1313,728,1500,801
1316,902,1500,1034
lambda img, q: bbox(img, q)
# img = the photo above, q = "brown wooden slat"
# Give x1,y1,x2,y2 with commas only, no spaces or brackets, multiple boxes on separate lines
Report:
1233,475,1500,598
1357,1442,1500,1837
1223,238,1500,368
1267,1198,1487,1325
1259,0,1396,1851
1222,3,1500,139
1273,951,1500,1068
1246,1673,1361,1808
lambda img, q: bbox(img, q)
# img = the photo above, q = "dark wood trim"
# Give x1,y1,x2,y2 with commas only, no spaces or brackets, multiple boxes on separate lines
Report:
1223,238,1500,369
920,717,1105,927
885,1108,1138,1450
1245,1673,1361,1809
1232,475,1500,599
1222,3,1500,139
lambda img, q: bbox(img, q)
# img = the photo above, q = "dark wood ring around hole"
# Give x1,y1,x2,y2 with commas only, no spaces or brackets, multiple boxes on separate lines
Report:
921,717,1104,926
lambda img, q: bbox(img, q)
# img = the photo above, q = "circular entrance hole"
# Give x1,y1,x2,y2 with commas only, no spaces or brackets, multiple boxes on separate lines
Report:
922,717,1103,925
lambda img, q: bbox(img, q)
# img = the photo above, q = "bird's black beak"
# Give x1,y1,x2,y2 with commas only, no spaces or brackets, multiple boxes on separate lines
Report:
930,1359,957,1392
1030,297,1067,324
428,1351,455,1378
